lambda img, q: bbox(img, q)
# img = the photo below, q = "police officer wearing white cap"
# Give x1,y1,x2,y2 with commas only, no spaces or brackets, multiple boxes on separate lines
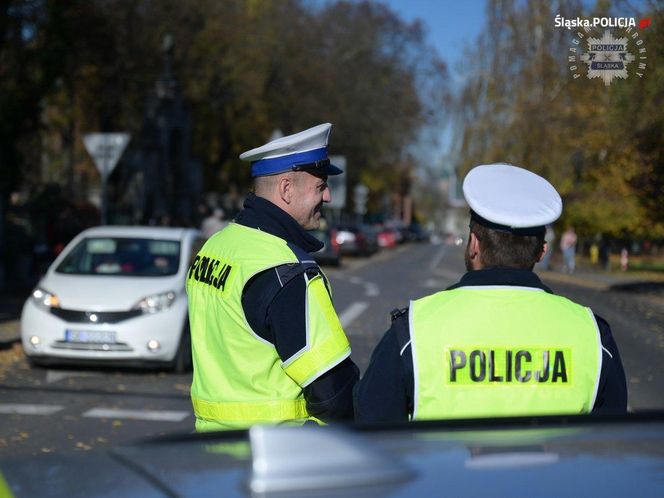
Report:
187,123,358,430
355,163,627,422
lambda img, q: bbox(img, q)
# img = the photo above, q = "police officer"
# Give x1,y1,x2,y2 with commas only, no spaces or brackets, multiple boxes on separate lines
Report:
187,123,359,431
354,163,627,422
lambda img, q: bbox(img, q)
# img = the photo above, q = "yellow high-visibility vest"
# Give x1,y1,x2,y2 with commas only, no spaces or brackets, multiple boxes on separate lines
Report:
410,285,602,420
186,223,350,431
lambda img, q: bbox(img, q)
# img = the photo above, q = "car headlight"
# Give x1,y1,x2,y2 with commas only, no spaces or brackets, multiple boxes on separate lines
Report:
336,231,356,244
132,291,176,314
32,287,61,310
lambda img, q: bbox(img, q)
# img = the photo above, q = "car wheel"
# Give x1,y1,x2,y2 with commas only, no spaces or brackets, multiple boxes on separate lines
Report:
173,322,192,374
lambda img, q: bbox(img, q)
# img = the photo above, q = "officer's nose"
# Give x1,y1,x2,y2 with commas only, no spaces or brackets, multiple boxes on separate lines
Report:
322,186,331,203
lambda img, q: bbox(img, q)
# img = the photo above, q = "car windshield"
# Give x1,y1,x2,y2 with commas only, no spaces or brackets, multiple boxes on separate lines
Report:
55,237,181,277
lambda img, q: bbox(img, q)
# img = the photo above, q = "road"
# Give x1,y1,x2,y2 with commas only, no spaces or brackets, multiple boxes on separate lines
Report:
1,242,662,458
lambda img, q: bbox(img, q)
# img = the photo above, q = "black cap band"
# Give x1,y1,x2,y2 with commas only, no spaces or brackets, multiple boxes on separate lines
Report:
292,158,330,171
291,158,343,176
470,210,546,237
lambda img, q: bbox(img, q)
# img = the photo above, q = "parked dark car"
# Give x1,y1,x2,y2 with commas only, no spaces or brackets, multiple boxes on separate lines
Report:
334,224,379,257
405,222,431,242
310,228,342,266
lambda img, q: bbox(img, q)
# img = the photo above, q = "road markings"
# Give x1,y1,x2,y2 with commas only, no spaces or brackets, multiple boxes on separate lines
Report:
433,268,462,280
344,276,380,297
83,408,190,422
365,282,380,297
339,302,369,328
0,404,64,415
429,245,448,271
0,404,190,422
46,370,101,384
423,278,446,289
327,245,408,274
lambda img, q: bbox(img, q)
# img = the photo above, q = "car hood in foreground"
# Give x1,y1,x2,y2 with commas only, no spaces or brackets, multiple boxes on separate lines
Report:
1,414,663,498
37,273,184,311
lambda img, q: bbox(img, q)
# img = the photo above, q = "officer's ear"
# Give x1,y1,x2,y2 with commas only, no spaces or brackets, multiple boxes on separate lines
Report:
278,174,294,205
467,231,481,269
468,231,480,255
537,242,548,262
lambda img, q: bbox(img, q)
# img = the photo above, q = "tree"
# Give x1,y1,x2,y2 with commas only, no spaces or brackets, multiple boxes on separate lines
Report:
2,0,449,223
452,0,663,239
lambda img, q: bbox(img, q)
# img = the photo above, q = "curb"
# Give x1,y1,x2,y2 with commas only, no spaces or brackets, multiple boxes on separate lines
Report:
538,269,664,305
537,271,609,291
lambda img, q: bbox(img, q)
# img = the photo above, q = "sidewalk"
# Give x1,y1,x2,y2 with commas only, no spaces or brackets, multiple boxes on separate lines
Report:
0,289,29,350
0,320,20,349
536,263,664,293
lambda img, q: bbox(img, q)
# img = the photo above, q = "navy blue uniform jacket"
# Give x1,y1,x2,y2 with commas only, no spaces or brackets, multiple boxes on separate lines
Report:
236,193,359,422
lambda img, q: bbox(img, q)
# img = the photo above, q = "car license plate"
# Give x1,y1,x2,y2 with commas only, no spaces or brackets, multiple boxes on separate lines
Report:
65,329,116,344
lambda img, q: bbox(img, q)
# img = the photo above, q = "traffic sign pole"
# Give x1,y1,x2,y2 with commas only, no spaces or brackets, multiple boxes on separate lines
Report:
101,135,108,224
83,133,131,225
354,183,368,224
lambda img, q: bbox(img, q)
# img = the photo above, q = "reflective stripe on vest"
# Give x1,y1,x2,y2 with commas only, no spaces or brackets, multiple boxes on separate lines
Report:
410,286,602,420
192,397,308,423
186,223,350,430
283,274,350,386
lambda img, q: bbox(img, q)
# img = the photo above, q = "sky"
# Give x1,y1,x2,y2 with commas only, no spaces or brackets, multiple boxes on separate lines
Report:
367,0,654,165
378,0,653,82
375,0,488,167
378,0,487,85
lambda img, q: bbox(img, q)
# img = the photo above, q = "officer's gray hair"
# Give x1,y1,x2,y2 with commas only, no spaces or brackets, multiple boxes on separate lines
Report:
253,171,303,197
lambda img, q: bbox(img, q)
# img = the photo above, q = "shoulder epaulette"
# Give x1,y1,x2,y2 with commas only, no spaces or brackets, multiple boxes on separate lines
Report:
390,307,408,322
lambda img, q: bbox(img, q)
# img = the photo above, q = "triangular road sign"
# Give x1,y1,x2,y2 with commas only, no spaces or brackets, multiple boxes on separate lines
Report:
83,133,131,178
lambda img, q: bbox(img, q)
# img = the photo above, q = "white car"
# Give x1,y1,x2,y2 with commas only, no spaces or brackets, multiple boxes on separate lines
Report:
21,225,203,372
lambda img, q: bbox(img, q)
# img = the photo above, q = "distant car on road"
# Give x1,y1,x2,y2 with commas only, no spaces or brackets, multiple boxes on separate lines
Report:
405,222,431,242
310,228,342,267
376,225,399,249
334,224,379,257
20,226,202,372
444,233,464,246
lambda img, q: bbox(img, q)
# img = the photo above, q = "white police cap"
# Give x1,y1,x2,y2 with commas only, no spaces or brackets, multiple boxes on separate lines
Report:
239,123,343,177
462,163,562,235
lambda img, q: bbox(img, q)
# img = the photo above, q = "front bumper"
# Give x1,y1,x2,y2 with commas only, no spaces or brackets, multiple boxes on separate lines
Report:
20,298,188,365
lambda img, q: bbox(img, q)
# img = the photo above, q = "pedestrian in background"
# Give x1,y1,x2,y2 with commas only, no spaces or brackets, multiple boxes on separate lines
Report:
590,241,599,265
200,207,227,239
539,224,555,270
354,163,627,423
620,248,629,271
186,123,358,431
560,226,577,273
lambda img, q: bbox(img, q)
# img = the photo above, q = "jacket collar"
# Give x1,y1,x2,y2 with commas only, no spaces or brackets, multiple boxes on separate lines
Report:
447,267,553,293
234,193,324,253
